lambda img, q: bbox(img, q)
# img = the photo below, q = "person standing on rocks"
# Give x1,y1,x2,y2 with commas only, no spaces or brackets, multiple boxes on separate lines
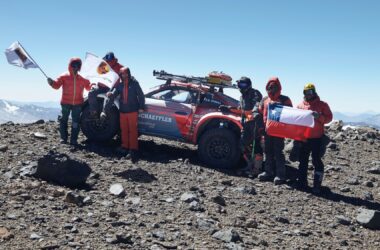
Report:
236,76,263,177
258,77,293,185
88,52,124,120
47,57,91,145
107,67,145,162
296,83,333,194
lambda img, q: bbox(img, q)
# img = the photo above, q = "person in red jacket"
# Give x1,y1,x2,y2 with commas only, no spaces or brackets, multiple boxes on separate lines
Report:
88,52,125,119
297,83,333,194
103,52,123,74
107,67,145,162
47,58,91,145
258,77,293,185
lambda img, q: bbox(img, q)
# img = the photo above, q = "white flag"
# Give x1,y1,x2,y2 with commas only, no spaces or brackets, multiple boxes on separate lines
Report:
80,52,119,88
5,41,38,69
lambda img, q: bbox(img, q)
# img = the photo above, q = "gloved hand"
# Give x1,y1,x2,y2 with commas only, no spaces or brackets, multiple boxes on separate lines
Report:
312,111,320,119
47,78,54,86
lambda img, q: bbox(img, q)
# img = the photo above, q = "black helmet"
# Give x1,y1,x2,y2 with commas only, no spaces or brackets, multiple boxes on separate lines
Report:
237,76,252,90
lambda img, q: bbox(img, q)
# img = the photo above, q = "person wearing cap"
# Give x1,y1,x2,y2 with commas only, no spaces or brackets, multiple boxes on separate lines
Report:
88,52,125,120
47,58,91,145
236,76,263,177
107,67,145,162
258,77,292,185
297,83,332,194
103,52,124,75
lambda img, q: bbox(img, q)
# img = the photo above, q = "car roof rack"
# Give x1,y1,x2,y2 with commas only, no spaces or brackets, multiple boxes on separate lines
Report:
153,70,238,89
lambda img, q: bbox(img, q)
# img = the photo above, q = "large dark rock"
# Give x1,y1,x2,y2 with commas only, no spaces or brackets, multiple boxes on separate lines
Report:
30,151,91,188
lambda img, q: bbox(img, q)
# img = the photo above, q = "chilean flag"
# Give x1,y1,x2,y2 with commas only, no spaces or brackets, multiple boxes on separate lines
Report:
266,103,314,141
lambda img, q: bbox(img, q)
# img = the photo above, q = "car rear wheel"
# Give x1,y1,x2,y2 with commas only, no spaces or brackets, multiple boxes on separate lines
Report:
198,128,240,169
80,101,119,142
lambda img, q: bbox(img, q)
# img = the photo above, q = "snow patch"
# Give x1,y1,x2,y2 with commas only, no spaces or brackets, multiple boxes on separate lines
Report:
2,100,20,114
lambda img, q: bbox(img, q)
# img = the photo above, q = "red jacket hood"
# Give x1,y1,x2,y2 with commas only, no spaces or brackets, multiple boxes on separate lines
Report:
266,77,282,100
68,57,82,75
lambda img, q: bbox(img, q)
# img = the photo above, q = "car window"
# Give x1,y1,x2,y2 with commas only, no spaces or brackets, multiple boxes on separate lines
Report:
172,91,190,103
151,89,172,100
150,88,196,104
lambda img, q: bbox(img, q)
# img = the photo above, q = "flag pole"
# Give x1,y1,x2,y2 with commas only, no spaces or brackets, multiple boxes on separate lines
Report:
17,41,49,79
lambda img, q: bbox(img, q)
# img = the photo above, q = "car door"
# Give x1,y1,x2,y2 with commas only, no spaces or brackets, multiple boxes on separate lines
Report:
139,87,194,140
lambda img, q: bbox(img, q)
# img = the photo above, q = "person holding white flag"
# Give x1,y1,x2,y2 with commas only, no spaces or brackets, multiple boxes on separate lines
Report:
80,52,120,120
297,83,332,194
47,57,91,146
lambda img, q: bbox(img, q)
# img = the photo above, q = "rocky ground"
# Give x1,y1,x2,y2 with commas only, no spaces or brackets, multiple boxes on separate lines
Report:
0,120,380,249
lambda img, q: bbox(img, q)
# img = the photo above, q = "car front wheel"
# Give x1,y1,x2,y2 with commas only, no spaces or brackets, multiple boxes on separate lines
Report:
198,128,240,169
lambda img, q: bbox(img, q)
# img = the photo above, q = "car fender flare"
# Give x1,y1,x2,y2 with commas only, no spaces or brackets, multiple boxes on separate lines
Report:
192,112,242,143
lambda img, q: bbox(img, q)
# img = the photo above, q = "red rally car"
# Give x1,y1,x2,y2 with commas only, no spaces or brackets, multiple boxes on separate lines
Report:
81,70,243,169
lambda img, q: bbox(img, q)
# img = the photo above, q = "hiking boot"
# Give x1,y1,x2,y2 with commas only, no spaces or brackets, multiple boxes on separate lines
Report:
70,140,79,147
258,172,274,182
131,150,139,163
116,147,130,157
273,177,286,185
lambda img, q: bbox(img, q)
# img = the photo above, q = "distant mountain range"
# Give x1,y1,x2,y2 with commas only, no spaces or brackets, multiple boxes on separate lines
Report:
0,99,60,124
333,112,380,129
1,99,379,129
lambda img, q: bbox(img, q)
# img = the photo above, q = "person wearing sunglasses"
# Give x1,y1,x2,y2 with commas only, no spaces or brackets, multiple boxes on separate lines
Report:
258,77,293,185
47,58,91,146
296,83,332,194
236,76,263,177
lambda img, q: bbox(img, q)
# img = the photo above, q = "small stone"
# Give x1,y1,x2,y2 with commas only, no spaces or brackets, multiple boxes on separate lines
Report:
275,216,290,224
212,194,226,206
180,192,198,203
356,208,380,229
125,197,141,205
246,219,258,228
364,192,374,200
364,181,374,187
30,233,42,240
109,183,125,197
346,177,360,185
0,227,14,240
0,144,8,152
64,191,84,206
33,132,47,139
3,170,15,179
212,228,241,243
336,215,351,225
340,187,351,193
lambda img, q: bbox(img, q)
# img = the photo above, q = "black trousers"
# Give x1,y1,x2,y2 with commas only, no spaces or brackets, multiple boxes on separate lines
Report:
298,137,324,183
241,120,263,157
264,135,286,179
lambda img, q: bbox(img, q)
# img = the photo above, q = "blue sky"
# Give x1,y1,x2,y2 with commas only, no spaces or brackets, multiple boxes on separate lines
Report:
1,0,379,113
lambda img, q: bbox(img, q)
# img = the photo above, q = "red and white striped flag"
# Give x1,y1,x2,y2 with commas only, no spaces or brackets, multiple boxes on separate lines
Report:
266,103,315,141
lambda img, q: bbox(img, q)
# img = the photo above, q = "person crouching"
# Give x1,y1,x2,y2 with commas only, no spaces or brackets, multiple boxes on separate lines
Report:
107,67,145,162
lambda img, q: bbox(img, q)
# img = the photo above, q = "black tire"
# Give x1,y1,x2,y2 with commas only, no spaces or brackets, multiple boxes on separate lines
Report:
198,128,240,169
80,102,119,142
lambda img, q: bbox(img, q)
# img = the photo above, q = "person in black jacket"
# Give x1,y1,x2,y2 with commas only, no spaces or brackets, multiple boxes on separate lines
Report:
237,76,263,177
107,67,145,161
